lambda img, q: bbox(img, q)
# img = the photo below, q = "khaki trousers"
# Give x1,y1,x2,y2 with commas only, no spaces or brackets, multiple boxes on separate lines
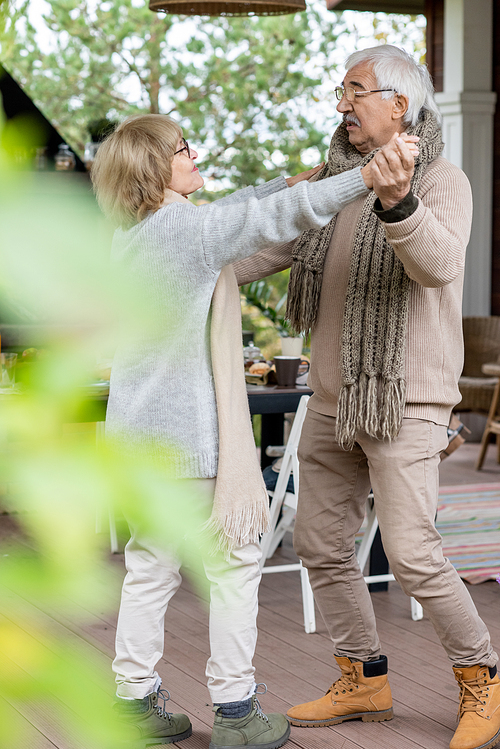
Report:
294,412,497,668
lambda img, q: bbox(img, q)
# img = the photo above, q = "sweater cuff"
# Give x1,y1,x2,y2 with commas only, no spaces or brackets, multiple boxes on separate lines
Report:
254,176,288,200
373,191,419,223
323,166,369,203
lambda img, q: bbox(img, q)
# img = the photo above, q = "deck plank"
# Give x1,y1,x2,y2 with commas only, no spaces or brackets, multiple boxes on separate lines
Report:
1,695,59,749
1,510,499,749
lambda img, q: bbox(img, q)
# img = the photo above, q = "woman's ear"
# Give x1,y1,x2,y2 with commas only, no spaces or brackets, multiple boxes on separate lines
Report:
392,93,409,123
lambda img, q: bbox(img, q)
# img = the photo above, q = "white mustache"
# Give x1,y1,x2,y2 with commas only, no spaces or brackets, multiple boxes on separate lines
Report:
343,114,361,127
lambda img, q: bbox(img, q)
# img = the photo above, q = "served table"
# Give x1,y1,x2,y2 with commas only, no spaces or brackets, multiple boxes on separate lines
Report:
72,382,390,588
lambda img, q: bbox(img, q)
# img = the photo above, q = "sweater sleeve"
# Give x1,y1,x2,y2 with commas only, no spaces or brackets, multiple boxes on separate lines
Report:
200,167,368,270
233,240,295,285
206,176,288,208
232,169,323,283
379,160,472,288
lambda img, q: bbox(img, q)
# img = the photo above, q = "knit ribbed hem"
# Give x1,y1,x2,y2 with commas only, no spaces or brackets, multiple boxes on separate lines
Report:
383,199,426,237
171,452,218,479
309,394,452,429
325,166,368,204
373,191,419,223
403,403,451,428
106,433,218,479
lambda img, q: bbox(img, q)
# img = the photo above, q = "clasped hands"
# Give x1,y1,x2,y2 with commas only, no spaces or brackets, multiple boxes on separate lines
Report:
360,132,419,210
286,132,419,212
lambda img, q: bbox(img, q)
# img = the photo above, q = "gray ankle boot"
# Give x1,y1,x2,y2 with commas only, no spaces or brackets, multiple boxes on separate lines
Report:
210,693,290,749
115,687,192,747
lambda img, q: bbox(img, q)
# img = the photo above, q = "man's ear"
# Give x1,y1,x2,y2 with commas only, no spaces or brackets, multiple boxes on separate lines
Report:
392,93,409,123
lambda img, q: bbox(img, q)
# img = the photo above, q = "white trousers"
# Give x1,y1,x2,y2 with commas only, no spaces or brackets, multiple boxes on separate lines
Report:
112,478,263,703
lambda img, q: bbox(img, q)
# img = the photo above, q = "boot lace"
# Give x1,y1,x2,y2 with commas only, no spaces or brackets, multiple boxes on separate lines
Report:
254,683,271,725
455,671,491,719
154,688,173,722
328,663,359,696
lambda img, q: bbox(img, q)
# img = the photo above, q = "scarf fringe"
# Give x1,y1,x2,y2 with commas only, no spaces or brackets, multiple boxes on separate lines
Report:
286,263,323,335
337,375,406,449
336,381,359,450
358,372,380,437
202,490,271,560
380,378,406,440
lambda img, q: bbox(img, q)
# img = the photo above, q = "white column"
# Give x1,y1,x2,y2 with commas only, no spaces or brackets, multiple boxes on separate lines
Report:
435,0,496,316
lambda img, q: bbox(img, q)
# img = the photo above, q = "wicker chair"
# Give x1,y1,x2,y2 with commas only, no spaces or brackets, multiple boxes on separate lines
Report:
457,317,500,414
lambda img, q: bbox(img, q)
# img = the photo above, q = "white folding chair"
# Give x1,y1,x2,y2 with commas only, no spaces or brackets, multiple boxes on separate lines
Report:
259,395,424,633
259,396,316,633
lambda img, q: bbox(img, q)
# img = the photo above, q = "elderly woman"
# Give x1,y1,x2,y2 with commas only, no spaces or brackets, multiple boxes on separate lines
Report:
91,114,416,749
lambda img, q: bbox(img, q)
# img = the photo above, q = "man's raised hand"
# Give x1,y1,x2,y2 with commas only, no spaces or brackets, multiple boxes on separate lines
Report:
368,132,419,209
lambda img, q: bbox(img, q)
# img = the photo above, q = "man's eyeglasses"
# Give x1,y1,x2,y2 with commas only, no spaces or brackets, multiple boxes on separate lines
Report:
174,138,191,158
334,86,395,102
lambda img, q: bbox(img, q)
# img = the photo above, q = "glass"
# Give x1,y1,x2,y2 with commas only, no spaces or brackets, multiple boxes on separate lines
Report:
334,86,395,102
54,144,76,171
243,340,264,370
35,147,48,171
0,353,18,389
174,138,190,158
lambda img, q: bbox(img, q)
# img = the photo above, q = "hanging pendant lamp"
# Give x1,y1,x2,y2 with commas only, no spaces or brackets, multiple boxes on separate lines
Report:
149,0,305,16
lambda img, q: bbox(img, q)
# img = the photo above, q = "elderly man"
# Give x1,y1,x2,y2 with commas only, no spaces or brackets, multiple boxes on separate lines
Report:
234,45,499,749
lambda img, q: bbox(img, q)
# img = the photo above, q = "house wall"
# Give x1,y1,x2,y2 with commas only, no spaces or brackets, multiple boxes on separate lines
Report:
425,0,444,92
435,0,496,315
491,0,500,314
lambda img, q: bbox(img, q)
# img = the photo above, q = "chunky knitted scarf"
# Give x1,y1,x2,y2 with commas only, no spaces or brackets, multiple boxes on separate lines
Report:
286,110,443,449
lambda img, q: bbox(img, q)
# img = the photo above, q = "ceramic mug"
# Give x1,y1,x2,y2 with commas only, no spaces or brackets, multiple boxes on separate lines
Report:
280,336,303,357
273,356,301,387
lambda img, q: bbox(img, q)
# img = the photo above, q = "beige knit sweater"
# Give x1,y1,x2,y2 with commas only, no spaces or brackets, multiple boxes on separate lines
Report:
234,156,472,428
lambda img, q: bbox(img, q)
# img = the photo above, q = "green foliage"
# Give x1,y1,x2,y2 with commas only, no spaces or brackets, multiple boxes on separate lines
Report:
0,2,426,197
0,129,218,748
240,271,293,357
372,13,426,64
242,277,289,334
0,2,7,35
1,0,345,189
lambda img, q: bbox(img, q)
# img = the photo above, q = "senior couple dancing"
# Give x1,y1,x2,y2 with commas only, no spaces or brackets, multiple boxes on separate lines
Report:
92,44,499,749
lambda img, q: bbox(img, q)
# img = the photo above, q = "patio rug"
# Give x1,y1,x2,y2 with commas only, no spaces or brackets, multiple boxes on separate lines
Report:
436,483,500,584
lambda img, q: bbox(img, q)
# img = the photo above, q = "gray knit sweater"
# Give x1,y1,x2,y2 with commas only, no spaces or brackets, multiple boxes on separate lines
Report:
106,169,368,478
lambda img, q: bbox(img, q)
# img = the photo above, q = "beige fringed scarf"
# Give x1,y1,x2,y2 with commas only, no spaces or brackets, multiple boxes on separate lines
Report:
286,111,444,449
208,263,271,556
162,189,270,556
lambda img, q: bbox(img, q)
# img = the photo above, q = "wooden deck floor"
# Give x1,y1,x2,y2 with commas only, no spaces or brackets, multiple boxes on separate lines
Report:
1,438,500,749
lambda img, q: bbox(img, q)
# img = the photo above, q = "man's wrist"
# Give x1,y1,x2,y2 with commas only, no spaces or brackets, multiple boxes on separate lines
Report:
373,190,419,223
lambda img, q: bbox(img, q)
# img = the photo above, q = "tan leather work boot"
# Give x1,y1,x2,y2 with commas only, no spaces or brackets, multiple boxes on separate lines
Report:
286,655,393,727
450,664,500,749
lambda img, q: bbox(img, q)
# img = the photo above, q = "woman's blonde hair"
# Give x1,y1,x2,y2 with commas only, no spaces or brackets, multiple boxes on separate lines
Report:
91,114,183,227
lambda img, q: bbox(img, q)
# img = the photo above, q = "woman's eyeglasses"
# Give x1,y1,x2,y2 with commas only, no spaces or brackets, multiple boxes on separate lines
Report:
174,138,191,158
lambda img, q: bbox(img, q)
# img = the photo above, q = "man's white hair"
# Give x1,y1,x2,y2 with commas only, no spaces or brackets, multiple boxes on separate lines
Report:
345,45,442,127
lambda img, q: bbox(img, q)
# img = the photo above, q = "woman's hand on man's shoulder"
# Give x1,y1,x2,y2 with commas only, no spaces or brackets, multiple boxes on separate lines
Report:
285,163,325,188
